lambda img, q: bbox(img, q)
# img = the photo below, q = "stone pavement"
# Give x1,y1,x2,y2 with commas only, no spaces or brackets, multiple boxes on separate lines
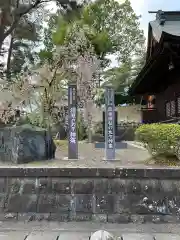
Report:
1,222,180,239
3,232,180,239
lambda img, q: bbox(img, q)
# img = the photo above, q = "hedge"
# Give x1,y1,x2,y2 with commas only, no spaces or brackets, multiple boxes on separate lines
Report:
135,123,180,159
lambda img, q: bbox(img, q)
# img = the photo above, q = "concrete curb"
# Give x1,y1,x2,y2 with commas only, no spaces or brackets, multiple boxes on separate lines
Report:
126,141,146,150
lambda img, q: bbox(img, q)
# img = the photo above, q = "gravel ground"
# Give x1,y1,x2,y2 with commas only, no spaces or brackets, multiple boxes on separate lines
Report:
2,222,180,239
0,141,175,168
0,141,151,168
1,221,180,234
22,142,153,168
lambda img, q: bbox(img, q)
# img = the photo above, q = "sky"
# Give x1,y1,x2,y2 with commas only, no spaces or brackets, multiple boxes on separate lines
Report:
49,0,180,41
2,0,180,68
127,0,180,38
109,0,180,66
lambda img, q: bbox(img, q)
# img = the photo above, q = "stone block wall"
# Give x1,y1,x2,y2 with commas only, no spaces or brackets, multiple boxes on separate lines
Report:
0,167,179,223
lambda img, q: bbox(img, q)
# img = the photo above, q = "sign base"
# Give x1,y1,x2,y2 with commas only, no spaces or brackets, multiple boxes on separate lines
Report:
63,157,84,161
95,142,127,149
102,158,121,161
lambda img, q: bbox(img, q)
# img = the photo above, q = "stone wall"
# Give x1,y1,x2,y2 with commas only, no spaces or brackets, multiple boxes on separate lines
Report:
0,167,180,223
92,105,142,123
116,123,141,141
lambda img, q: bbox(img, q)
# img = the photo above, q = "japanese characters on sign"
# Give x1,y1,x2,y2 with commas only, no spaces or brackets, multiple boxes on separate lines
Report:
107,106,114,149
68,84,78,159
105,86,115,160
69,107,77,144
69,87,76,105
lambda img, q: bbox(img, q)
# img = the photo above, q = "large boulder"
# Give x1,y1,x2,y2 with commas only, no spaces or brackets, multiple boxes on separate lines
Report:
0,124,56,164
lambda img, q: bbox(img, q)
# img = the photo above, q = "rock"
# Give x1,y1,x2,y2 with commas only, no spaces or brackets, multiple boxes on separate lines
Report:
4,213,16,219
90,230,115,240
0,124,56,164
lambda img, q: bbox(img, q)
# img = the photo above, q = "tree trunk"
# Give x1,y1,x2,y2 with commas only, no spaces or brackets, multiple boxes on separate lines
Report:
0,27,5,53
6,35,14,81
0,6,10,53
0,39,3,53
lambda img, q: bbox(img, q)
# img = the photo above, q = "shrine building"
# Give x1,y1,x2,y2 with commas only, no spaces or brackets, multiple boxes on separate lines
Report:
129,10,180,123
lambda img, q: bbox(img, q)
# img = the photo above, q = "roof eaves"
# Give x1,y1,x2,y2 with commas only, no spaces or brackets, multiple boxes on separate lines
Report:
129,33,167,96
128,57,155,96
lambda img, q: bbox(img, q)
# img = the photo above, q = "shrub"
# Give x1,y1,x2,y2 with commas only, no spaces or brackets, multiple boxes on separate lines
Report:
135,123,180,158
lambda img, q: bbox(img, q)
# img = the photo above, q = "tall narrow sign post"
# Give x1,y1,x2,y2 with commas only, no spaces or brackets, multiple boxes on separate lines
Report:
105,85,115,160
68,84,78,159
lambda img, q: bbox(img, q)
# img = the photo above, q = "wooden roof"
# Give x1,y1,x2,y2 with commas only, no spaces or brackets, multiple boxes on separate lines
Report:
129,10,180,96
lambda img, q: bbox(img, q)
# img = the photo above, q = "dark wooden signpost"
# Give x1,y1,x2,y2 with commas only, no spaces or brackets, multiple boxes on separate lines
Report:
68,83,78,159
95,85,127,160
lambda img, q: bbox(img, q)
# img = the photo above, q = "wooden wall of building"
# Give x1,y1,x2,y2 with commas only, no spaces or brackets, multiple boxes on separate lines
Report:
142,75,180,123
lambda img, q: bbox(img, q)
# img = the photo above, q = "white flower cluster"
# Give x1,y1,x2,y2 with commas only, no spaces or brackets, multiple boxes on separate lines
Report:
55,22,101,129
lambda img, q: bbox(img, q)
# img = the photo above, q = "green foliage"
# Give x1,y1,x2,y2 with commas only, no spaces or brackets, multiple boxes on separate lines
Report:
3,7,43,79
0,0,81,46
52,17,69,45
95,59,142,106
114,94,134,106
40,3,85,63
0,0,84,76
9,41,38,76
96,51,146,106
14,18,39,42
52,0,144,64
135,124,180,157
39,50,53,62
0,0,146,131
95,91,134,106
26,111,47,128
83,0,145,60
90,31,112,56
103,63,131,90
